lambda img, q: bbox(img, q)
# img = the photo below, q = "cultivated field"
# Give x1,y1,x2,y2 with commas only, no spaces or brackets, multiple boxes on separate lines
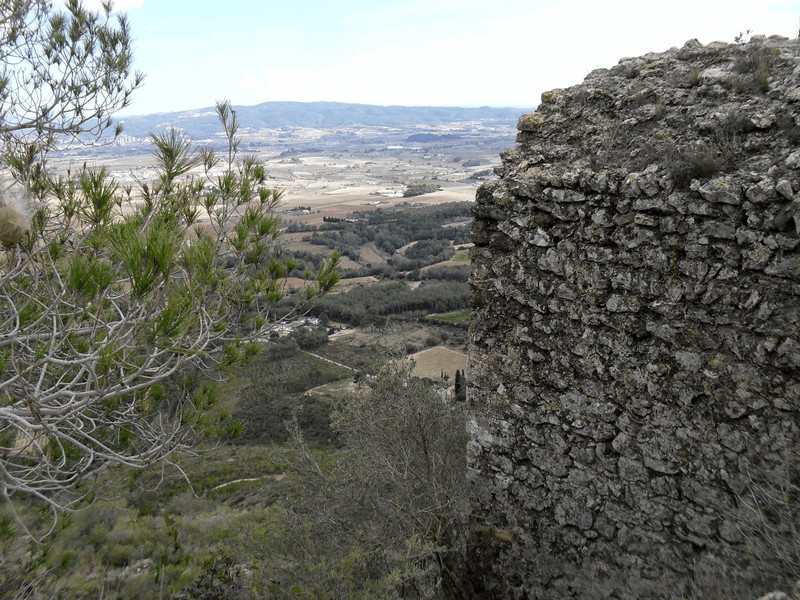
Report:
409,346,468,380
47,116,495,368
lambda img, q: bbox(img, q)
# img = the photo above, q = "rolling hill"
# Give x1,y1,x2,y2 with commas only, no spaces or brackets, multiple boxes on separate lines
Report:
116,100,528,138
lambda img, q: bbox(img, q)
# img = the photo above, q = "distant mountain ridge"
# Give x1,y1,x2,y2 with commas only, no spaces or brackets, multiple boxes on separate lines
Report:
117,101,527,138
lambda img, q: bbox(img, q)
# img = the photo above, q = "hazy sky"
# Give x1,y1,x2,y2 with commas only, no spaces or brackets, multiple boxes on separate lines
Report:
82,0,798,116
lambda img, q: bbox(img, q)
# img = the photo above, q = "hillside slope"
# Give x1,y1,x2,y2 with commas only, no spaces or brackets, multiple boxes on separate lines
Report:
117,101,527,137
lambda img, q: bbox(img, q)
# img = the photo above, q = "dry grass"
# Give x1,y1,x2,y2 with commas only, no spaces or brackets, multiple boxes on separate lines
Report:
359,244,387,265
332,276,380,292
282,276,318,290
421,258,469,271
305,378,358,398
409,346,467,380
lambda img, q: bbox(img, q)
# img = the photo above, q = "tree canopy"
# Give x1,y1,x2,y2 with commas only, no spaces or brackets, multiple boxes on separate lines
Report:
0,0,143,192
0,1,338,538
275,360,470,598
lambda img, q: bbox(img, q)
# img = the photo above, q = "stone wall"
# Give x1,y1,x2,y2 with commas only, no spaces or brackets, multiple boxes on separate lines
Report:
467,36,800,599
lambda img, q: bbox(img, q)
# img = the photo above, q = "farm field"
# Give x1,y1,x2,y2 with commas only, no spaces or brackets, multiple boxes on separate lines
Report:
409,345,468,380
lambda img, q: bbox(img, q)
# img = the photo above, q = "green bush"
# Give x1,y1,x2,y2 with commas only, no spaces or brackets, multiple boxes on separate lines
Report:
251,361,470,598
403,182,440,197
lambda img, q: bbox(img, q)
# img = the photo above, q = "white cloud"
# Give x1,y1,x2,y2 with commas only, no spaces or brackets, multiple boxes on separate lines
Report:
240,32,496,106
239,0,798,108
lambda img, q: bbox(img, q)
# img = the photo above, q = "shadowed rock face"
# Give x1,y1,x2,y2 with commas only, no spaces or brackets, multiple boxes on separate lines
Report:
467,36,800,599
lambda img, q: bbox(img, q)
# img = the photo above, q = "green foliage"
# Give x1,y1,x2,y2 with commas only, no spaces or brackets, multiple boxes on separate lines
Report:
64,254,114,299
403,181,440,197
78,165,120,226
404,237,453,262
420,263,470,281
261,361,470,598
0,342,469,597
107,212,182,296
150,128,204,185
290,325,330,350
306,201,471,267
0,98,339,536
0,0,143,192
426,308,471,327
454,368,467,402
231,339,349,444
314,279,469,326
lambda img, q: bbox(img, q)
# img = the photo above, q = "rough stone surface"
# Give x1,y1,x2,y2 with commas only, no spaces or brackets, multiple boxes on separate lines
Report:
468,36,800,599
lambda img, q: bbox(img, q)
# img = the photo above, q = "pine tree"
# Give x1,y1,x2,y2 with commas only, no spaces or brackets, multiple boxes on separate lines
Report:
0,2,340,537
455,369,467,402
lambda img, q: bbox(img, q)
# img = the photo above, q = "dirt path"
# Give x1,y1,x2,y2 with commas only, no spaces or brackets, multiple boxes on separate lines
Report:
205,478,260,493
205,473,286,494
304,350,356,372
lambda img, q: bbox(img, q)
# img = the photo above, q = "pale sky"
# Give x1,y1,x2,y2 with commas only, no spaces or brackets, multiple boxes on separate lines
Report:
82,0,799,116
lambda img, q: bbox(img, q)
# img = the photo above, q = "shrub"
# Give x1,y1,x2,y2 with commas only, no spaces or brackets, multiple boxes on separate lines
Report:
403,182,441,197
265,361,470,598
665,142,723,188
687,65,702,87
730,42,779,94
